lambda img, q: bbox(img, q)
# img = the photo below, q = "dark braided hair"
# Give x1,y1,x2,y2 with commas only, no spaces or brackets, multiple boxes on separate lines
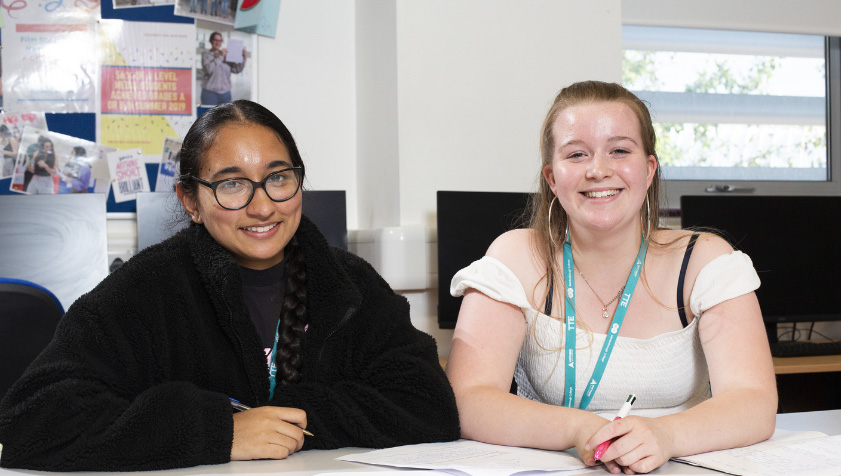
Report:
176,100,309,385
275,237,307,384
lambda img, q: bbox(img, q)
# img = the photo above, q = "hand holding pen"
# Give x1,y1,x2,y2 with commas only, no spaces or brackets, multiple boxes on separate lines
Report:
229,398,314,436
593,394,637,460
586,394,680,474
229,398,312,461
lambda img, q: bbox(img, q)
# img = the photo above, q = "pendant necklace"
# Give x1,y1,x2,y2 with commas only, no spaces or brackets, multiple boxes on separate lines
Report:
575,266,625,319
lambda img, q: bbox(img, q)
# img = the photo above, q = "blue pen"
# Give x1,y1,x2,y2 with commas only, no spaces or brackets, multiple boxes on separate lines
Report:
228,397,251,412
228,397,314,436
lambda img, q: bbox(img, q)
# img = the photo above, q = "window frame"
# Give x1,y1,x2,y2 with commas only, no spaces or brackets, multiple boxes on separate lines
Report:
623,28,841,209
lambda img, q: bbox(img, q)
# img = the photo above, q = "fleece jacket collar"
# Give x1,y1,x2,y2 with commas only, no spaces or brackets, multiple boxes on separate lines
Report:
184,215,362,402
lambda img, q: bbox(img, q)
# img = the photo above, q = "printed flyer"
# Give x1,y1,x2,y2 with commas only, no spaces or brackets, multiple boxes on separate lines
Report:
174,0,236,25
97,20,196,155
1,112,48,179
155,137,182,193
1,2,99,113
9,126,111,195
233,0,280,38
196,22,255,106
107,147,150,202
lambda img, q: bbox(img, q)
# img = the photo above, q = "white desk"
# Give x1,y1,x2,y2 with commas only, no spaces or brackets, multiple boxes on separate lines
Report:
1,410,839,476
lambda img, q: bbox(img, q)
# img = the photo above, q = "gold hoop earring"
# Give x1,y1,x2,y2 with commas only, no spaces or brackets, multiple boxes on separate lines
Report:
548,196,560,248
643,195,651,240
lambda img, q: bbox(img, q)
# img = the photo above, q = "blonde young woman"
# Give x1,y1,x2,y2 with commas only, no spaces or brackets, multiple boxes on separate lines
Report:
446,81,777,474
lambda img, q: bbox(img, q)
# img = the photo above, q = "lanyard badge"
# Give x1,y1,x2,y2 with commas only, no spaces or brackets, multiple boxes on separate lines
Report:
268,320,281,399
561,235,647,410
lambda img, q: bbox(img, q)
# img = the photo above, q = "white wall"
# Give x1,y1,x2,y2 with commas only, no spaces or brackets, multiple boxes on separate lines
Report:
389,0,622,352
396,0,621,228
355,0,401,230
256,0,360,227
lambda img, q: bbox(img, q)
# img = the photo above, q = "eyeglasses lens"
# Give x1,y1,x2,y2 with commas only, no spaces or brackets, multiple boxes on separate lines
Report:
215,169,299,209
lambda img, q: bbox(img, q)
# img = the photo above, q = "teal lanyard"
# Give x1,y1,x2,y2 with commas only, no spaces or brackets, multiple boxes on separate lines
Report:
562,235,647,410
268,320,281,399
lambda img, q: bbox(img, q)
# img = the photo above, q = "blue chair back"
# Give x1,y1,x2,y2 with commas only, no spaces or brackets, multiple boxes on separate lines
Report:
0,277,64,400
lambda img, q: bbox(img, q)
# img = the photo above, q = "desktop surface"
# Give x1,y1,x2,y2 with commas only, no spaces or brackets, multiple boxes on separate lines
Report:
0,410,837,476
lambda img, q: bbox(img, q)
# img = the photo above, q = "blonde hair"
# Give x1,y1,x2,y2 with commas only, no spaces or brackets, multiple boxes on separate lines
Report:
529,80,662,320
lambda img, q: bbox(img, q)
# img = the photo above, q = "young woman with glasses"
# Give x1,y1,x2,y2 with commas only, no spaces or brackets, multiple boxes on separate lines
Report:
0,100,460,471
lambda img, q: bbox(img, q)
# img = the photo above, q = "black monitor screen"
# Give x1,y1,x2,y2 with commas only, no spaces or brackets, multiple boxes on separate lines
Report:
301,190,348,250
437,191,532,329
680,195,841,325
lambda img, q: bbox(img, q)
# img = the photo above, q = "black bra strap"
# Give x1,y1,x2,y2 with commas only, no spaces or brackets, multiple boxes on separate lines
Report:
677,233,700,328
544,275,554,315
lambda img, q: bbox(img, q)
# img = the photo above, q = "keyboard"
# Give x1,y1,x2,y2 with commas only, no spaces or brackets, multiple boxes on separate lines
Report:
769,340,841,358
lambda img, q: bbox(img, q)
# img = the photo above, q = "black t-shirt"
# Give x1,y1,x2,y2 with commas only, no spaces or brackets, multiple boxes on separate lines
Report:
239,259,286,365
34,152,55,176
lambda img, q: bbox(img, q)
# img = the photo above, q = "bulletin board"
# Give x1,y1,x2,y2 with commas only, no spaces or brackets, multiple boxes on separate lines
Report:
0,3,214,212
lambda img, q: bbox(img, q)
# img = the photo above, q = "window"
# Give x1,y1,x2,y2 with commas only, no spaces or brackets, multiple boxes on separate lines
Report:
622,26,841,208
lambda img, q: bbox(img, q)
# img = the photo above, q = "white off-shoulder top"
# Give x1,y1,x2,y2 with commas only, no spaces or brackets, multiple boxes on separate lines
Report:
451,251,760,419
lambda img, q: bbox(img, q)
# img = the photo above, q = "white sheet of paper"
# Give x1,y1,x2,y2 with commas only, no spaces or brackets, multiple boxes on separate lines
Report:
338,440,586,476
226,39,244,63
674,430,841,476
319,471,601,476
317,472,455,476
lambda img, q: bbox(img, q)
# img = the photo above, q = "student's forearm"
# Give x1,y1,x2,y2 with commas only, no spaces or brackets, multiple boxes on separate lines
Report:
455,385,606,451
654,387,776,458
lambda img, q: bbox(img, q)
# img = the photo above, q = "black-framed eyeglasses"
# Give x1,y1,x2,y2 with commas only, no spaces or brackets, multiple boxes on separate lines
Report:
192,167,302,210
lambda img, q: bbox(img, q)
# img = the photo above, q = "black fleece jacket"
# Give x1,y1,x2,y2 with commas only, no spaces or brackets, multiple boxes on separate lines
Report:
0,217,459,471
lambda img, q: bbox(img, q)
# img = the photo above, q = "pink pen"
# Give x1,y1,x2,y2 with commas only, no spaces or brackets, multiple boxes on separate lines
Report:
593,394,637,461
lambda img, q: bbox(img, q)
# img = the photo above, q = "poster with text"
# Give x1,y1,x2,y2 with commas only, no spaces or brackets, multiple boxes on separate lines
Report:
1,112,48,178
107,147,150,202
98,20,196,155
2,3,99,113
174,0,236,26
9,126,111,195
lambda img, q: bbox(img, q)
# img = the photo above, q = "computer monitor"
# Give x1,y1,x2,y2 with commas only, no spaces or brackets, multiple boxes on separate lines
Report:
136,192,188,251
301,190,348,251
680,195,841,342
136,190,348,251
436,191,532,329
0,194,109,311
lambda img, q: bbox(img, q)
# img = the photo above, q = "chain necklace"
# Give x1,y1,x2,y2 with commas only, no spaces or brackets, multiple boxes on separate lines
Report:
574,265,625,319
